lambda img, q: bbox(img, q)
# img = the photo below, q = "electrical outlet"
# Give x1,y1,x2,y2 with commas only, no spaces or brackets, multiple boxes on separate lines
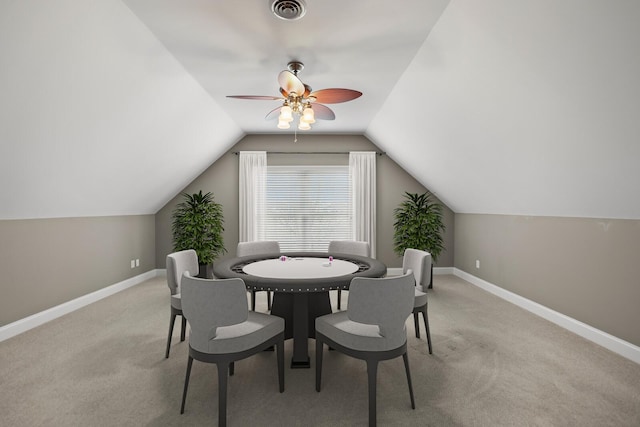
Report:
135,259,140,267
130,260,135,269
476,259,480,269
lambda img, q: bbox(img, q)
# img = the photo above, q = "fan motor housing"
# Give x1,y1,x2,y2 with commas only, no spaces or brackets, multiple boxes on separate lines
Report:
271,0,307,21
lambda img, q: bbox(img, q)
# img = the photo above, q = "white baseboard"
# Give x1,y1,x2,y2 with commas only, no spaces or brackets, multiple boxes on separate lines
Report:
387,266,452,276
0,269,162,342
454,268,640,365
10,267,636,365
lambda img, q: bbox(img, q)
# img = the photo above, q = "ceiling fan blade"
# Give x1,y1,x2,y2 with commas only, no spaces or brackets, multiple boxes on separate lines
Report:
312,103,336,120
226,95,283,101
303,84,312,98
309,88,362,104
278,70,305,97
265,106,281,121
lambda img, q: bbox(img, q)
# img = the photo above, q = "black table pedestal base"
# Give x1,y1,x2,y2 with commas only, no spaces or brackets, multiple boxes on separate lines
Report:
290,357,311,369
270,291,332,368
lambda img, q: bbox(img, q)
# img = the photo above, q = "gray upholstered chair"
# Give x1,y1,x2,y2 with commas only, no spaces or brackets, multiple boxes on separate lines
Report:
403,248,433,354
327,240,371,310
165,249,199,358
179,274,285,426
315,272,416,427
236,241,280,311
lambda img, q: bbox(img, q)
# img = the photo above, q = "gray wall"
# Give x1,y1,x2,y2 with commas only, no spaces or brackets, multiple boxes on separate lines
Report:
454,214,640,347
155,134,454,269
0,215,155,327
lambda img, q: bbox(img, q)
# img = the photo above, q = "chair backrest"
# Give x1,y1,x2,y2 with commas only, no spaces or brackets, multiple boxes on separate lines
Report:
328,240,371,257
166,249,199,295
402,248,432,292
180,274,250,353
237,241,280,257
347,272,415,347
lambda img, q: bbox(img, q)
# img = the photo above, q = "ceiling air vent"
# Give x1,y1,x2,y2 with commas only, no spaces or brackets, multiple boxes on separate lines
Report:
271,0,307,21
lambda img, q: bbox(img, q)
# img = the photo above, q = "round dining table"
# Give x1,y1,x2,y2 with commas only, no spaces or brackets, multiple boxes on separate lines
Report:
213,252,387,368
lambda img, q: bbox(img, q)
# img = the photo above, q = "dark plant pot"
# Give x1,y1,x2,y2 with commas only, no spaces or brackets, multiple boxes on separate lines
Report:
198,263,213,279
428,264,433,289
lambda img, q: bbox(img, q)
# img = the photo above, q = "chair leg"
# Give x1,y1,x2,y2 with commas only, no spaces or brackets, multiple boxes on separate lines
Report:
180,356,194,414
413,311,421,339
315,337,323,392
180,315,187,342
267,291,272,311
422,307,433,354
277,339,285,392
217,363,229,427
402,352,416,409
251,290,256,311
337,289,342,310
166,312,177,358
366,359,379,427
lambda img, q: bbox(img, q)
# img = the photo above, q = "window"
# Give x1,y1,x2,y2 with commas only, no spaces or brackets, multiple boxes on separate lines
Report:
258,165,352,251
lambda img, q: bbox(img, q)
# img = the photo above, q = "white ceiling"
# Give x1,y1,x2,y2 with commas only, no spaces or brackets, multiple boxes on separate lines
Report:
367,0,640,218
2,0,640,220
121,0,450,134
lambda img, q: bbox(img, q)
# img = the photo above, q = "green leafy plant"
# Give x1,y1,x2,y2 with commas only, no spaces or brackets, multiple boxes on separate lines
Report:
171,190,226,265
393,191,445,263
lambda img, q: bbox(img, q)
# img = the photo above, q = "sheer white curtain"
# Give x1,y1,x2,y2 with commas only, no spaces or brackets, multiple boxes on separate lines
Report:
349,152,377,258
238,151,267,242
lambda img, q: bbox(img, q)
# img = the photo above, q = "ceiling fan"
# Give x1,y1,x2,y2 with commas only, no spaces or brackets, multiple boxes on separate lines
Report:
227,61,362,131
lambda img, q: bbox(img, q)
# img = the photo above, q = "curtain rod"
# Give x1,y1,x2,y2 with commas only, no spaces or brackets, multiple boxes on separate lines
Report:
233,151,385,156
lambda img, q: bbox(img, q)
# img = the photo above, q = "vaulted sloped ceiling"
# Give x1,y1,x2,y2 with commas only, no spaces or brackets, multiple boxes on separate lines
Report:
368,0,640,219
1,1,640,220
0,0,243,219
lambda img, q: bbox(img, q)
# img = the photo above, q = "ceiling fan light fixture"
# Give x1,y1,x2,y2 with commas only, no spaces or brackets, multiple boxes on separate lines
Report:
271,0,306,21
277,120,291,129
279,105,294,122
302,106,315,124
298,120,311,131
226,60,362,133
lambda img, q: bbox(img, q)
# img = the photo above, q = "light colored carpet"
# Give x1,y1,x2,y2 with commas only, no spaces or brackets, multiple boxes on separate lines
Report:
1,274,639,426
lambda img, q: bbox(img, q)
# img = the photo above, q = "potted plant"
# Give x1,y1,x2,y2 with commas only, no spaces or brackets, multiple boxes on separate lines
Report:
171,190,226,278
393,191,445,288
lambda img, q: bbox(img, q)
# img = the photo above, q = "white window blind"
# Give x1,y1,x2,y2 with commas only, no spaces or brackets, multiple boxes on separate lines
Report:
259,165,353,252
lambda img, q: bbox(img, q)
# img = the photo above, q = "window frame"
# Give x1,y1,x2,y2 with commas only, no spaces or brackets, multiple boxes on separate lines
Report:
258,164,353,252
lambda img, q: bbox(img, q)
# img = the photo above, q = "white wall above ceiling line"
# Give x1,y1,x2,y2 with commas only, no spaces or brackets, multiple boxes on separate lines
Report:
2,0,640,221
367,0,640,220
0,0,242,219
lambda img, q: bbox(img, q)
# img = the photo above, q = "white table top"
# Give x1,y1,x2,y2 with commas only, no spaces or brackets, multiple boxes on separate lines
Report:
242,257,359,279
